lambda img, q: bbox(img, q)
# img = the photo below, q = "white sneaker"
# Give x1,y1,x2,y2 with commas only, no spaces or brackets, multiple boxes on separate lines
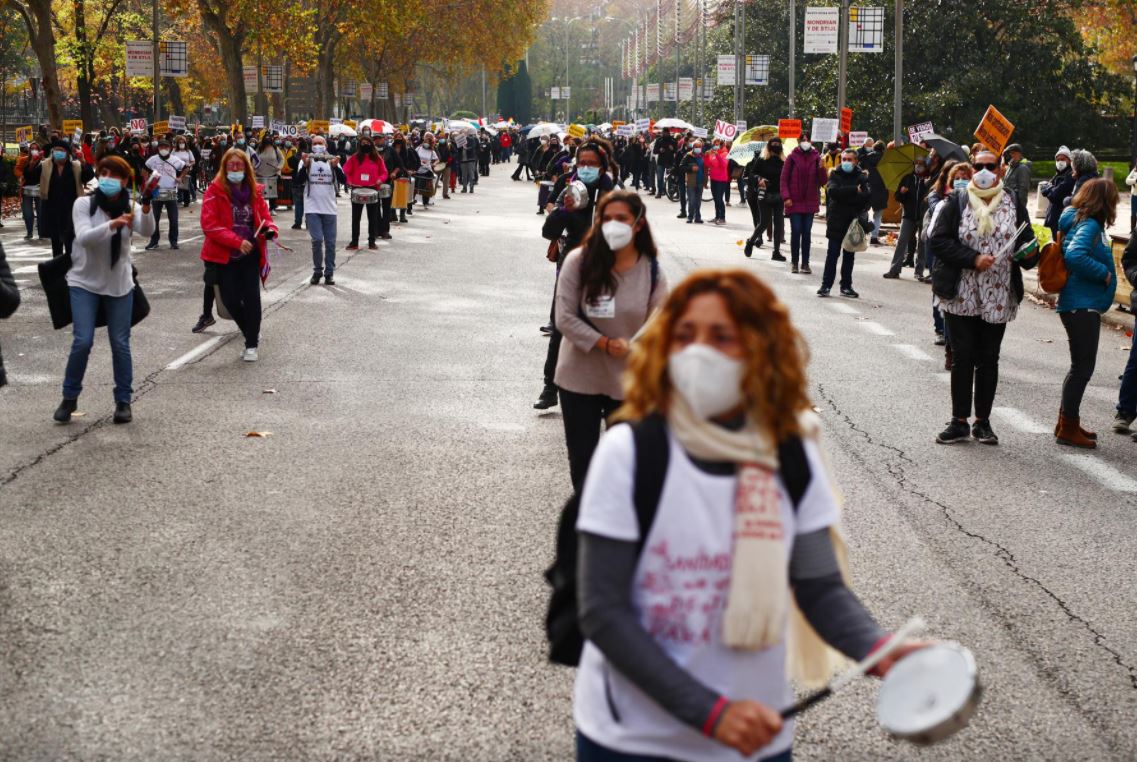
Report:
241,348,258,362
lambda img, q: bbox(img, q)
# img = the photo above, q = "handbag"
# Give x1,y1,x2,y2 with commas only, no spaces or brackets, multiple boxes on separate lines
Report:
842,217,869,253
1037,229,1068,294
38,254,150,330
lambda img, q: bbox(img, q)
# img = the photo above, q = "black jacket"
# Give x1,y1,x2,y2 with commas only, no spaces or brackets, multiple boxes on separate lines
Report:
1122,235,1137,311
858,148,888,210
894,172,928,220
1041,169,1076,230
928,191,1038,303
0,243,19,387
744,155,784,199
652,134,677,169
825,167,871,241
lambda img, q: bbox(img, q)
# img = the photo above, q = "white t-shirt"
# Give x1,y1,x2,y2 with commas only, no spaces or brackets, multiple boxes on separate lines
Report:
416,145,438,167
172,149,194,168
304,157,339,217
144,153,185,189
574,424,840,761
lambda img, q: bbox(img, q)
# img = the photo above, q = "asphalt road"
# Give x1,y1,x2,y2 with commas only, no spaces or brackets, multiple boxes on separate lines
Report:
1,168,1135,760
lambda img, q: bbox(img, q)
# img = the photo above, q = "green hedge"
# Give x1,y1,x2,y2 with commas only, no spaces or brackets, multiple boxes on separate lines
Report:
1030,160,1130,192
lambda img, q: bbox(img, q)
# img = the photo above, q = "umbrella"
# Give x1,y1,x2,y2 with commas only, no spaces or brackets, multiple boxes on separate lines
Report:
356,119,393,134
445,119,476,133
596,122,612,133
922,133,967,164
329,123,357,137
878,143,930,191
653,117,694,130
527,122,562,138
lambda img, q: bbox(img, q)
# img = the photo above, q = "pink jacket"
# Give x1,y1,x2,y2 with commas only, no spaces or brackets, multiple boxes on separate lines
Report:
706,149,731,182
779,147,828,215
342,153,388,188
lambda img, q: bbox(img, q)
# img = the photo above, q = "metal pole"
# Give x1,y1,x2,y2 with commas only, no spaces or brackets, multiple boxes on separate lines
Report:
733,0,741,123
837,0,849,116
788,0,796,118
481,65,487,118
893,0,903,142
739,2,746,124
674,0,680,118
564,22,570,121
152,0,159,121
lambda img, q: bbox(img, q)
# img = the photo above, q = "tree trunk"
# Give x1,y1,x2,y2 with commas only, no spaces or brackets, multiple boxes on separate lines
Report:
315,53,335,118
18,0,63,128
198,3,247,124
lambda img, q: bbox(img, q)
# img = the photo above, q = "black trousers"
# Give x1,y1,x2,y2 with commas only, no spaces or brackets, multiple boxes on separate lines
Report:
756,202,784,249
1060,310,1100,419
218,253,261,349
560,388,620,494
350,201,380,245
50,229,75,259
202,261,219,317
944,313,1007,421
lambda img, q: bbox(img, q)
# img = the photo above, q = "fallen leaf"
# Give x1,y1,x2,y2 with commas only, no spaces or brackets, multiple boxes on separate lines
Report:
736,239,744,246
1039,339,1054,343
263,388,277,394
245,431,273,438
72,411,86,418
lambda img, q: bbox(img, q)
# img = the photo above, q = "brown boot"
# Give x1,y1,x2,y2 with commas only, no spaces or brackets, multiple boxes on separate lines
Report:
1056,415,1096,449
1055,409,1097,439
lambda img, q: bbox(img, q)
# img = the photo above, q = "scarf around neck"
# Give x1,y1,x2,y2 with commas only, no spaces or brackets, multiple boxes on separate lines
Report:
965,181,1005,237
90,188,130,267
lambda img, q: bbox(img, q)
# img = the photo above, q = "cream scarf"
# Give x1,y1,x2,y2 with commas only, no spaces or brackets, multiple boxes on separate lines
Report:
965,181,1005,237
668,398,851,687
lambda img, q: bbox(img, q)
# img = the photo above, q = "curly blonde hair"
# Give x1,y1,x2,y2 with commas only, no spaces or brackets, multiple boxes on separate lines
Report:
613,269,812,443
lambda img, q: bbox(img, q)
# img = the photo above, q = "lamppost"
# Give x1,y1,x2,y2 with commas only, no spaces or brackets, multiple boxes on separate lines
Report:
1131,54,1137,170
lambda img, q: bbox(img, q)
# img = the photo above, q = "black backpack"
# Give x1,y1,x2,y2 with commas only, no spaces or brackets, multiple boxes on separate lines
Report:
544,413,812,667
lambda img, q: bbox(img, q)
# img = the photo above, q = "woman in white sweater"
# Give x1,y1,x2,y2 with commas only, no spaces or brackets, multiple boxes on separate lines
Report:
53,155,155,425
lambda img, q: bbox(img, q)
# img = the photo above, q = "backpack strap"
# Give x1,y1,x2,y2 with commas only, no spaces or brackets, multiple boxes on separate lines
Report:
631,413,670,553
776,435,811,508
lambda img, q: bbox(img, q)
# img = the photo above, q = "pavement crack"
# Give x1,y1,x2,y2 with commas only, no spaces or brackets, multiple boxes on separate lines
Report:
814,382,1137,695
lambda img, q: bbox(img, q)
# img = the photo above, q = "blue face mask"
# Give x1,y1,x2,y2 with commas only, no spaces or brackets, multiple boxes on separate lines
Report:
236,139,246,146
227,170,246,184
52,150,67,161
577,166,600,184
841,161,855,173
953,179,970,192
97,177,122,195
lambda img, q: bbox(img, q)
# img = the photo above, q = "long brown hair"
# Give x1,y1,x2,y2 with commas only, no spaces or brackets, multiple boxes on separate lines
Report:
213,148,257,196
1071,177,1118,227
614,269,812,444
578,190,657,302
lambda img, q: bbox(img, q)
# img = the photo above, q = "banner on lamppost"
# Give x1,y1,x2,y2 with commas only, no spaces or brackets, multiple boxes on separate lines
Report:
262,65,284,93
678,77,693,101
804,6,839,54
848,6,885,53
647,83,660,102
716,55,736,87
360,83,373,101
243,66,259,93
744,55,769,86
663,83,677,101
377,82,389,99
551,86,561,100
125,41,153,78
158,41,188,77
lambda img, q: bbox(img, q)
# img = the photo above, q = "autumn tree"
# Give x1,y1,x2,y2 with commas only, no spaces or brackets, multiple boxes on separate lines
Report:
4,0,63,127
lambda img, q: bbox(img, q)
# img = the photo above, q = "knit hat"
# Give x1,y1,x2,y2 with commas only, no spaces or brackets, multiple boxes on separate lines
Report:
1055,145,1071,160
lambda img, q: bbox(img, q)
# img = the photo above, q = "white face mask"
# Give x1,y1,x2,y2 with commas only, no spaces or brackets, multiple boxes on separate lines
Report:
668,344,746,420
973,168,998,190
799,141,812,152
601,220,634,250
1055,160,1068,171
312,144,327,154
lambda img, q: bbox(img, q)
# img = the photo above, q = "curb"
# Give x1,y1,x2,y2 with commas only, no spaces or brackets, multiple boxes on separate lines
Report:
1021,270,1134,332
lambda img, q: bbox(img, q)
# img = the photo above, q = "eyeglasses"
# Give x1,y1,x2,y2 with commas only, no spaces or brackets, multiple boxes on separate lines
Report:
973,162,998,171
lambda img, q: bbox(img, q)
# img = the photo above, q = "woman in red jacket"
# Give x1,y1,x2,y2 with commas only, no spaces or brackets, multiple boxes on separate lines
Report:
342,137,389,250
200,149,279,362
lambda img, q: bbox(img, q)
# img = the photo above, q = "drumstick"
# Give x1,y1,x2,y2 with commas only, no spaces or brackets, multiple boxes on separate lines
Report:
781,616,926,719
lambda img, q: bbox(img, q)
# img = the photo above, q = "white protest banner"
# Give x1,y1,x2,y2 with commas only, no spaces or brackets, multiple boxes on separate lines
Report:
125,41,153,77
906,121,935,144
678,77,693,101
128,118,148,134
270,120,286,134
330,117,343,125
616,124,635,137
158,40,188,77
251,115,265,129
810,117,839,144
735,121,747,133
744,55,769,86
167,115,186,131
716,54,736,87
454,132,467,148
243,66,259,93
714,119,739,142
282,125,300,137
804,6,839,54
848,130,870,146
634,117,651,132
692,127,708,139
848,6,885,53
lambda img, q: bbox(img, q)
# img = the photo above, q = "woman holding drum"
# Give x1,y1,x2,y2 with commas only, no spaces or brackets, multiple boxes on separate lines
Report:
414,133,440,208
299,136,345,284
343,136,390,250
573,269,930,761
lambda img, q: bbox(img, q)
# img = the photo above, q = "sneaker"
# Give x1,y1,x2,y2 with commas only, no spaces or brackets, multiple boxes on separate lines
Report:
816,287,831,297
694,219,704,224
676,212,686,218
534,384,559,410
368,242,378,250
714,219,725,226
840,287,860,298
936,419,971,444
870,237,882,245
291,223,302,230
310,273,322,285
972,419,999,445
379,233,392,240
241,348,258,362
800,265,812,274
324,275,335,285
346,243,359,250
934,333,947,346
882,271,900,279
144,242,158,250
113,402,132,424
744,240,754,258
53,397,78,424
772,253,786,262
1113,411,1136,433
539,323,553,335
169,243,179,250
791,264,800,274
192,315,216,333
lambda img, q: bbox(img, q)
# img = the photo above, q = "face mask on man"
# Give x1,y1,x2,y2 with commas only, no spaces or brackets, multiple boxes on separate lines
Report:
52,150,67,161
600,219,635,250
668,344,746,419
1055,160,1068,171
151,141,158,148
159,149,170,158
312,144,327,154
237,139,246,146
841,161,855,173
973,168,998,190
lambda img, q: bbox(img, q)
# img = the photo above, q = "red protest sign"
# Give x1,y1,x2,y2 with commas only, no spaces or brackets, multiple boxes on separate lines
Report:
840,108,852,133
778,119,802,139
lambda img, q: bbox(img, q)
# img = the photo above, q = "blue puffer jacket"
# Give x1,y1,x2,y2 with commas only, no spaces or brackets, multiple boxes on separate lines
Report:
1057,206,1116,313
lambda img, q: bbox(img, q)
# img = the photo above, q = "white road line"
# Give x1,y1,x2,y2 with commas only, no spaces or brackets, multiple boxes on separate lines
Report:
166,335,230,370
858,320,895,336
827,302,860,315
1058,453,1137,493
992,406,1051,434
891,343,934,361
13,265,40,274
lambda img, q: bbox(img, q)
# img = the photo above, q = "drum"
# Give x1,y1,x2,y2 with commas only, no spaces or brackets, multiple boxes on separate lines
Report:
351,187,379,205
391,177,411,209
538,180,554,208
414,170,436,198
154,188,178,202
431,160,447,174
260,177,278,199
22,185,40,198
877,643,982,746
377,183,392,199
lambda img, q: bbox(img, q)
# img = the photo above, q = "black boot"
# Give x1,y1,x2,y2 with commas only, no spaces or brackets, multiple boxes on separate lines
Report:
53,398,78,423
113,402,132,424
533,384,558,410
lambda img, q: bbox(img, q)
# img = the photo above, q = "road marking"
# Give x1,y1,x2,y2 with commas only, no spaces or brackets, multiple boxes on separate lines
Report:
827,302,860,315
1058,453,1137,493
891,343,934,361
992,406,1051,434
166,335,229,370
13,265,39,274
857,320,895,336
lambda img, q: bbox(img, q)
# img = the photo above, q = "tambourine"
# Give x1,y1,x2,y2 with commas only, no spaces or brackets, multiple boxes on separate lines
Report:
877,642,982,745
431,160,447,173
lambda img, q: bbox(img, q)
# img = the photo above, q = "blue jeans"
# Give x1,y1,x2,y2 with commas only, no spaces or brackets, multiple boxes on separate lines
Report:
821,237,855,290
871,208,883,238
711,180,729,221
307,213,337,276
687,186,703,221
1118,322,1137,416
293,189,305,226
576,731,792,762
655,165,667,196
148,199,178,246
63,286,133,403
788,213,815,266
22,194,41,237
